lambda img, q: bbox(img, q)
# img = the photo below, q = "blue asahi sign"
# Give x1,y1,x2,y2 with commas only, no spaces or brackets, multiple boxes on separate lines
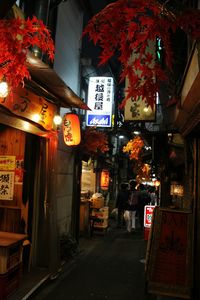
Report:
87,114,111,126
86,77,114,128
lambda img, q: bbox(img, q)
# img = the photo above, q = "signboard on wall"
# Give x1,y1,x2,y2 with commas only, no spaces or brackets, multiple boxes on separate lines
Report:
86,77,114,127
0,156,16,170
0,86,57,130
146,207,193,299
0,171,15,200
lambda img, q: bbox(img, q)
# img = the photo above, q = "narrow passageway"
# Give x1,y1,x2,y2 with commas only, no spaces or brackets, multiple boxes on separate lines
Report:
30,221,156,300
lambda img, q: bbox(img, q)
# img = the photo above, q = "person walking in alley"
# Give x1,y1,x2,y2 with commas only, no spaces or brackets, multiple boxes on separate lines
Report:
116,182,129,227
124,180,140,232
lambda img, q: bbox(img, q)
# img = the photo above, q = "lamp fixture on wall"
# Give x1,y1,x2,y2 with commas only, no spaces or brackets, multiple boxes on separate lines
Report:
0,80,9,98
53,114,62,126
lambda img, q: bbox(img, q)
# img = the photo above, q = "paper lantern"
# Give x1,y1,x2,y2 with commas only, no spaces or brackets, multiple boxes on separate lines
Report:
100,169,109,190
63,113,81,146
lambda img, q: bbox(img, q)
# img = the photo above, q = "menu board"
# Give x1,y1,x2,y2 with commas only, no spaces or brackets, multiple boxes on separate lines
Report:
145,207,193,299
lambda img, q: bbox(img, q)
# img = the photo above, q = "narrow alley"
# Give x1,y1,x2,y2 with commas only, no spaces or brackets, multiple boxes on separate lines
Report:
11,220,170,300
29,223,153,300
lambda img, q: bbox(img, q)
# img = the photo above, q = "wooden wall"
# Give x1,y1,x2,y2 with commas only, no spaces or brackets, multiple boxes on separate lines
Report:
0,125,26,233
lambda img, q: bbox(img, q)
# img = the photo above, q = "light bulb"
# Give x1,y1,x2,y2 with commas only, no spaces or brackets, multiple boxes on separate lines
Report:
32,114,41,122
0,81,9,98
53,115,62,125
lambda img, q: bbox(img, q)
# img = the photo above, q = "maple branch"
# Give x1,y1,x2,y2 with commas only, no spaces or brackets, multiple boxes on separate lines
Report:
83,0,200,109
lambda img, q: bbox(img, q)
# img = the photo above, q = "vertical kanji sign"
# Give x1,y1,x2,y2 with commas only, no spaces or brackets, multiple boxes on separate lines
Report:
0,171,15,200
86,77,114,127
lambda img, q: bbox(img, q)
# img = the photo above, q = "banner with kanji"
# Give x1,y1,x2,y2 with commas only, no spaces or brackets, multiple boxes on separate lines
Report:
146,207,193,299
0,171,15,200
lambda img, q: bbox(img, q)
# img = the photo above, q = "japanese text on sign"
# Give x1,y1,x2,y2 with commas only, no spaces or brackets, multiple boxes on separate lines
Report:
144,205,155,228
0,87,57,131
86,77,114,127
0,156,16,170
0,171,14,200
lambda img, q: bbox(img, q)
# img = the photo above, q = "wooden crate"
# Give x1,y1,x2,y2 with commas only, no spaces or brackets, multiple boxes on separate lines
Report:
0,231,27,274
0,263,22,300
93,218,108,229
0,243,22,274
91,206,109,219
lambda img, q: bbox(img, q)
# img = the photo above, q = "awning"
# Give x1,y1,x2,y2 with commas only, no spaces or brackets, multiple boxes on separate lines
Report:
26,51,90,110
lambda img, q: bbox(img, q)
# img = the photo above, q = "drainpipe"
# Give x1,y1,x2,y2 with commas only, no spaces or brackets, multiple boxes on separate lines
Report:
35,0,50,25
32,0,51,59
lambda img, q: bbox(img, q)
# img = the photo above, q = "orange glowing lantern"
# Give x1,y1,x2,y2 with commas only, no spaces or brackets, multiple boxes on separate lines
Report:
63,113,81,146
154,180,160,187
100,169,110,190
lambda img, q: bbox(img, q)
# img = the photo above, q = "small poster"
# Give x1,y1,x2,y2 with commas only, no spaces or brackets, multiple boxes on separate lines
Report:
144,205,155,228
0,156,16,170
0,171,15,200
15,155,24,184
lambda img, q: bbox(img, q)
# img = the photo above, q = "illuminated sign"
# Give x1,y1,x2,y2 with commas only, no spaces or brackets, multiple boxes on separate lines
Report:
124,95,156,121
86,77,114,127
144,205,155,228
100,169,110,190
124,41,156,122
0,86,57,130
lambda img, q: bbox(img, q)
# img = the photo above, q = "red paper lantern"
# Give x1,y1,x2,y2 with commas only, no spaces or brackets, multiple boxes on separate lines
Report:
100,169,109,190
63,113,81,146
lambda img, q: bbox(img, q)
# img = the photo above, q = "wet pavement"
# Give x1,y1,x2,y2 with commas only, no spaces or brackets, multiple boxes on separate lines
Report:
28,221,157,300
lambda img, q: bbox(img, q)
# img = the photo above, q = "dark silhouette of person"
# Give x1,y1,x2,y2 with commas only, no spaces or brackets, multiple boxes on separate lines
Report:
116,182,129,227
127,180,140,232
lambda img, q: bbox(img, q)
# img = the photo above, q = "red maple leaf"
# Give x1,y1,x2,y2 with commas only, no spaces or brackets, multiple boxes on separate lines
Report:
83,0,200,108
0,17,55,89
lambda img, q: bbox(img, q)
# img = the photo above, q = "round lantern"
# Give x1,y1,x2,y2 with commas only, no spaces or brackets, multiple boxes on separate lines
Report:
63,113,81,146
100,169,110,190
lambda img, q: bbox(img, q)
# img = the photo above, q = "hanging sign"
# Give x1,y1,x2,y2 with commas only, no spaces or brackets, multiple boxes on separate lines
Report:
124,95,156,121
63,113,81,146
124,41,156,122
86,77,114,127
0,171,15,200
0,86,57,130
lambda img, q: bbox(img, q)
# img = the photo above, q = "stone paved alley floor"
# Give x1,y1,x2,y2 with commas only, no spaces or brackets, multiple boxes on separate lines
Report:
28,221,157,300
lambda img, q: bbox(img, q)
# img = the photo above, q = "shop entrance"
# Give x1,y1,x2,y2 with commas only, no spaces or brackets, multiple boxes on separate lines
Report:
0,124,49,274
23,133,49,270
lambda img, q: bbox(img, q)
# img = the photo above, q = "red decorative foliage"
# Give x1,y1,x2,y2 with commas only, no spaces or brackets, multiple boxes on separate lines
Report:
83,0,200,109
80,127,109,157
0,16,55,89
